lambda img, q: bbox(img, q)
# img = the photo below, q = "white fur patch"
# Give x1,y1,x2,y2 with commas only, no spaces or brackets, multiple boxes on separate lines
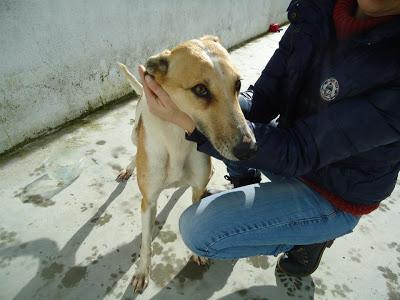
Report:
210,55,224,78
194,40,224,78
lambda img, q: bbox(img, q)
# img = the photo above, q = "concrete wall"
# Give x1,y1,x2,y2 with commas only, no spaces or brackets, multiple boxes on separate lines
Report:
0,0,290,154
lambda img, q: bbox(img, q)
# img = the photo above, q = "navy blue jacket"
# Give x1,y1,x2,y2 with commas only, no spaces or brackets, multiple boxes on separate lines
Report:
188,0,400,206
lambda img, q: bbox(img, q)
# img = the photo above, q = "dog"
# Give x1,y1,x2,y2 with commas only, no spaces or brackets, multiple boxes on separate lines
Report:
117,35,257,293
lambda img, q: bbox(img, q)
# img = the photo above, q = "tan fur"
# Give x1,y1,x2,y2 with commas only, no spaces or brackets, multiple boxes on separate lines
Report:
192,187,207,203
150,38,255,160
117,35,255,294
135,118,149,212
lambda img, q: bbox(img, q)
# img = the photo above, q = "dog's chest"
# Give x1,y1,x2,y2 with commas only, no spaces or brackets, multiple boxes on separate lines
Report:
143,113,199,186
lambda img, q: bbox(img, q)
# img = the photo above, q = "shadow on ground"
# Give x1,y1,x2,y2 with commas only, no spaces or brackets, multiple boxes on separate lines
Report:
122,259,237,300
1,182,316,300
0,183,186,299
122,254,316,300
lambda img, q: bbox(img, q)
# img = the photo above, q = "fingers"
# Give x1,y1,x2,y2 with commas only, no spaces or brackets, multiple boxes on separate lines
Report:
137,65,177,115
137,65,170,101
145,76,170,100
138,65,145,78
137,65,156,99
137,65,168,110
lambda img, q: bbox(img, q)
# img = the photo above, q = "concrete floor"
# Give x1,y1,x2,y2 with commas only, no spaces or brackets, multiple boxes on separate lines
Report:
1,28,400,300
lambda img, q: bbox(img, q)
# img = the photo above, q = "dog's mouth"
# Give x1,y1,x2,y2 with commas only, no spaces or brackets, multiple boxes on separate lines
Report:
197,122,257,161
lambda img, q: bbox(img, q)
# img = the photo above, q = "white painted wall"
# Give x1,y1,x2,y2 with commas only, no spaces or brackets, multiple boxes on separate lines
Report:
0,0,290,154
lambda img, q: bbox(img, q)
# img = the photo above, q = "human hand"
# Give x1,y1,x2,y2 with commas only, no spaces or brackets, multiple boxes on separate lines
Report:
138,65,195,133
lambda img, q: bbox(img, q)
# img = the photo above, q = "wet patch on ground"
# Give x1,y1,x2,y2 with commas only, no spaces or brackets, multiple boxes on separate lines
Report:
123,208,134,216
152,242,163,256
88,179,105,195
108,163,122,172
85,246,103,264
149,248,200,289
358,224,371,235
120,198,138,216
91,213,112,226
330,283,353,298
80,202,94,212
111,146,127,159
378,203,390,212
175,259,210,286
104,271,124,296
0,228,17,248
151,263,175,287
40,262,64,280
236,289,248,297
246,256,270,270
276,268,315,297
348,248,362,263
85,149,96,156
377,265,400,300
29,164,46,177
61,266,88,288
388,242,400,253
159,231,177,244
313,278,327,296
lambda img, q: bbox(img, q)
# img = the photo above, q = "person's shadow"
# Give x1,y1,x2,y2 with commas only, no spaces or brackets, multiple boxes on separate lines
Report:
120,258,315,300
216,268,316,300
219,270,315,300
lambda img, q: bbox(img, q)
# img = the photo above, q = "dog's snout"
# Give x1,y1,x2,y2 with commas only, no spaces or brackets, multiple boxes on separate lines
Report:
233,137,258,160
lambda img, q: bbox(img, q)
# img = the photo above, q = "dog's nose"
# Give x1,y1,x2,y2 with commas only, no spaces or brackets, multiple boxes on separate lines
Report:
233,138,258,161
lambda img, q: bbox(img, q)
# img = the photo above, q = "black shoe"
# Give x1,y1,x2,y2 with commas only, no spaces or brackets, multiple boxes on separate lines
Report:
277,240,334,277
224,172,261,188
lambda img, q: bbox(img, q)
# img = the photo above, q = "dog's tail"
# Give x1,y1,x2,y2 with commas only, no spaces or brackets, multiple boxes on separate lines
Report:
117,62,143,96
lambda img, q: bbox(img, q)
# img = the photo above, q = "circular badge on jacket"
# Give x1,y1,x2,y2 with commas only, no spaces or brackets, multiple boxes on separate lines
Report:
320,78,339,101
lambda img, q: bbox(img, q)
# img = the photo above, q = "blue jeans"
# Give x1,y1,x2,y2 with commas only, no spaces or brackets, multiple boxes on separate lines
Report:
179,176,360,259
179,96,360,259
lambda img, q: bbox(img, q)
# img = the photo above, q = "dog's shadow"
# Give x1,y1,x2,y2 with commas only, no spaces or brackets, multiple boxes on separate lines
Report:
0,183,187,300
121,258,316,300
2,182,316,300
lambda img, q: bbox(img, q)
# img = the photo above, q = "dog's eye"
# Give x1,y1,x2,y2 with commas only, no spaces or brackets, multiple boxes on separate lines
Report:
235,79,241,92
191,84,211,99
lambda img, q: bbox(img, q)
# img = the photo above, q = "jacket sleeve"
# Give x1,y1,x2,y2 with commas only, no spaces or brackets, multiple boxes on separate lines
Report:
243,25,294,123
188,88,400,177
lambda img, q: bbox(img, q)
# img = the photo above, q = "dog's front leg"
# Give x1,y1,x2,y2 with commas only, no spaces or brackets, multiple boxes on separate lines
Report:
132,197,156,294
188,154,212,266
190,187,210,266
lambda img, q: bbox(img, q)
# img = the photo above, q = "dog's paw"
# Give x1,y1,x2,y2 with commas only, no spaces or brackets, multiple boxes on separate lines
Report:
116,169,133,182
131,272,149,294
191,255,209,266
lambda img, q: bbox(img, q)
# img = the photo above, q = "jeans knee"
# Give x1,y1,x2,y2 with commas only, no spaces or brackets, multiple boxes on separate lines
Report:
179,205,210,257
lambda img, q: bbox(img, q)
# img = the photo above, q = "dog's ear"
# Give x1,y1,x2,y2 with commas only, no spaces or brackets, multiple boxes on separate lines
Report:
145,49,171,76
200,35,221,44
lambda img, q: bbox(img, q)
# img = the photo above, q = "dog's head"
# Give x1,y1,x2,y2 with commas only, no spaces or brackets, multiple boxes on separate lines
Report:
145,35,257,161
